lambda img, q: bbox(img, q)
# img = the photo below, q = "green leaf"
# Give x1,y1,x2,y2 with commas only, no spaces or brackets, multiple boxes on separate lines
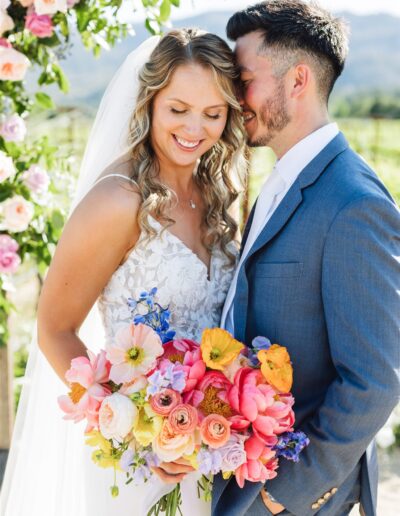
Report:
159,0,171,22
35,92,55,110
170,0,180,7
51,210,65,230
52,63,70,93
145,18,160,35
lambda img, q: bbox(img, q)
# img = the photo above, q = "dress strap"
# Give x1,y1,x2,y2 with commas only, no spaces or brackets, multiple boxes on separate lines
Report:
93,173,139,188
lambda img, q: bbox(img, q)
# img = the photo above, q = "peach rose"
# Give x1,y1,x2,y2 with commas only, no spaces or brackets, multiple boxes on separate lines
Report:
168,403,198,434
200,414,231,449
0,47,30,81
34,0,67,15
152,420,196,462
99,393,137,441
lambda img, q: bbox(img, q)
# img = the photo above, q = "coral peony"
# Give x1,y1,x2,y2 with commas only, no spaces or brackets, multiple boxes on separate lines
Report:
228,368,294,444
235,434,278,488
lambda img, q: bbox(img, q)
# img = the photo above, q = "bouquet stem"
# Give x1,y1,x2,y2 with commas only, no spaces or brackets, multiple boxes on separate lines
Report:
147,485,182,516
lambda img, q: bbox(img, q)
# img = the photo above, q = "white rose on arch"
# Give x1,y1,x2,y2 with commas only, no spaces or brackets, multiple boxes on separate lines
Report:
0,195,35,232
0,9,14,37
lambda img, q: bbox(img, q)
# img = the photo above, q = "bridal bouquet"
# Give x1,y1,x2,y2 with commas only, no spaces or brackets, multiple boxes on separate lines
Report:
58,288,309,515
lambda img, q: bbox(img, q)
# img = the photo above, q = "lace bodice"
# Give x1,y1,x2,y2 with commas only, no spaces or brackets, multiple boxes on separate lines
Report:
95,174,236,343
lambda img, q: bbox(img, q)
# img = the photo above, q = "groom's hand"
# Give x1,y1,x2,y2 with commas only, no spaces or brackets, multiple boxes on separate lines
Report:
151,458,195,484
261,490,285,515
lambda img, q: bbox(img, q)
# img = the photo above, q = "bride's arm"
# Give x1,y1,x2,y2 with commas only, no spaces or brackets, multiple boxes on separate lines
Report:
37,177,141,384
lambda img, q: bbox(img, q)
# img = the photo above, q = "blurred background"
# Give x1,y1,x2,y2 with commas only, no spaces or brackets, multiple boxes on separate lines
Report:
1,1,399,514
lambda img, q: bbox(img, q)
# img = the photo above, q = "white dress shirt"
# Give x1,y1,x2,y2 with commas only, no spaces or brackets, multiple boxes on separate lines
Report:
221,122,339,333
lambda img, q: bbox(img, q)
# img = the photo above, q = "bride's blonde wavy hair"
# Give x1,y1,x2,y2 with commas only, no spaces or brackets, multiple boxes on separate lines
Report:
127,28,246,263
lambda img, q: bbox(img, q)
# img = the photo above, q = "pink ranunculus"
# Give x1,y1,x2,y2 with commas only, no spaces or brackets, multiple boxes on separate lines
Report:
0,151,16,183
168,403,198,435
0,234,18,252
0,195,34,233
150,388,182,416
0,10,14,37
227,368,294,444
34,0,67,15
106,323,163,383
0,114,27,142
161,339,206,394
0,38,11,48
235,434,278,488
0,47,31,81
200,414,231,449
25,12,54,38
0,248,20,273
21,164,50,193
58,350,112,432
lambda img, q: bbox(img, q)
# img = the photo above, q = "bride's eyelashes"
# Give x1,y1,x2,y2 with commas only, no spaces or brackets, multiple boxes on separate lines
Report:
169,107,222,120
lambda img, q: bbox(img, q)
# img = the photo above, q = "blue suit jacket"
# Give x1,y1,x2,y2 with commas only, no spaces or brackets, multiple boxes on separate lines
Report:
212,133,400,516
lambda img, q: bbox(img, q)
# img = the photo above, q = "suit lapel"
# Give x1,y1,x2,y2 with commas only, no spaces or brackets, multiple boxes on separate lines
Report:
244,132,349,263
239,202,256,258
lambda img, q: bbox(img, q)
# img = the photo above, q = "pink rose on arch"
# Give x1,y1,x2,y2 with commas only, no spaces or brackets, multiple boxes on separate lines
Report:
58,350,111,432
235,434,278,488
0,195,34,233
21,164,50,193
25,12,54,38
0,38,11,48
161,339,206,394
0,113,27,142
0,248,21,273
227,368,294,445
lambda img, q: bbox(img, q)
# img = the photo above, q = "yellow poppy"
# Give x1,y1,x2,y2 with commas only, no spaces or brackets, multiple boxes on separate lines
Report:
201,328,244,370
133,403,163,446
85,430,121,469
258,344,293,393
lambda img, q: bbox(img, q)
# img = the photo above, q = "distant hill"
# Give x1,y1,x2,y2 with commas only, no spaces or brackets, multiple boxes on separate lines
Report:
28,10,400,112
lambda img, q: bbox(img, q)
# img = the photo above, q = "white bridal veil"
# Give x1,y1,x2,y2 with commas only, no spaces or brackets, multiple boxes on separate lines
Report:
0,36,178,516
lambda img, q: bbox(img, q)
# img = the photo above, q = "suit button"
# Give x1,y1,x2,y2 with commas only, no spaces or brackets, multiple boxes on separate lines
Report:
311,503,319,510
318,498,325,505
324,492,332,500
331,487,338,494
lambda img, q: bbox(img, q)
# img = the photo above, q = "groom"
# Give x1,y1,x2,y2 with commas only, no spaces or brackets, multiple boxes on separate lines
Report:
214,1,400,516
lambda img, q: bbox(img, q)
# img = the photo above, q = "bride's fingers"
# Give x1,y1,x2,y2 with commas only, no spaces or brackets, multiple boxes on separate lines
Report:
158,461,194,474
151,466,186,484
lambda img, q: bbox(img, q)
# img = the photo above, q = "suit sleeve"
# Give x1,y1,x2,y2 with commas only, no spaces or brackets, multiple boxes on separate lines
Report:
266,194,400,515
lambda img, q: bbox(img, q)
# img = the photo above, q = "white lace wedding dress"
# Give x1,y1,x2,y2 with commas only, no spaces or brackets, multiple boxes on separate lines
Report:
0,173,236,516
83,173,236,515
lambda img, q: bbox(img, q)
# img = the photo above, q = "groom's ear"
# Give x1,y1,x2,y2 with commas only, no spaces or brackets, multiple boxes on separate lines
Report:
289,63,312,99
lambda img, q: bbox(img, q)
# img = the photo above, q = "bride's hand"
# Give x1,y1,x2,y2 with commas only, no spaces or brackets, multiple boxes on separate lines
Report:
151,458,195,484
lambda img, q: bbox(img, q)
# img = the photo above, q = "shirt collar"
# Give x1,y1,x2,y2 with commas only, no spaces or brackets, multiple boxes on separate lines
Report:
274,122,339,190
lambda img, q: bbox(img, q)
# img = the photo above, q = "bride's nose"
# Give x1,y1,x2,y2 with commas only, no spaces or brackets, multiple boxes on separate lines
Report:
182,114,205,138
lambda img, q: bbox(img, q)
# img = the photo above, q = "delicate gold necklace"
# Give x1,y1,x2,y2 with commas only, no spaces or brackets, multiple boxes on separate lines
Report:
176,183,196,209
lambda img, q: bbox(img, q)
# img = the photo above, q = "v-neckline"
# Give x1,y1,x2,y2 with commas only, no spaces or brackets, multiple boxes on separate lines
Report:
149,215,213,282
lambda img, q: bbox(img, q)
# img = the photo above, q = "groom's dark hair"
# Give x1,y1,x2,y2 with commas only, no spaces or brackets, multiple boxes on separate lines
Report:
226,0,349,102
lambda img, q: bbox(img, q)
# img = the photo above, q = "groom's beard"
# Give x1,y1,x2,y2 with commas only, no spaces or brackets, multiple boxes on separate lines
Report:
248,80,291,148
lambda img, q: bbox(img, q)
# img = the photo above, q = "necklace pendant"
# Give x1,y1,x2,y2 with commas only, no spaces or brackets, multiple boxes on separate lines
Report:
189,199,196,209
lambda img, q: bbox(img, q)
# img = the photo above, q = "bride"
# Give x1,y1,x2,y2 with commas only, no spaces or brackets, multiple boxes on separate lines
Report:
0,29,246,515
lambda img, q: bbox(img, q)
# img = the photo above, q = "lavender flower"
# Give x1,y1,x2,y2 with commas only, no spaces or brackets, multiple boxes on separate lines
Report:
197,448,223,475
146,362,186,397
218,434,247,472
120,449,134,472
252,336,271,351
273,431,310,462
